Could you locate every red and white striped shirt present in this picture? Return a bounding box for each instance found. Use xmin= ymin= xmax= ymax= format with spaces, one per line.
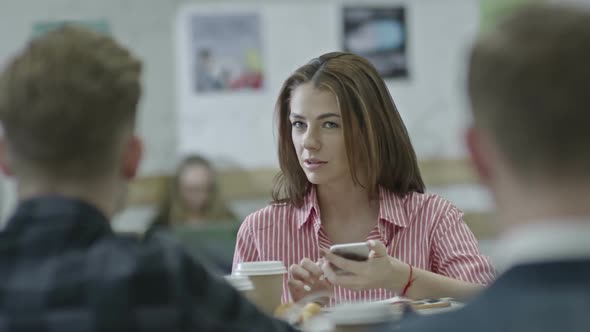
xmin=233 ymin=186 xmax=495 ymax=304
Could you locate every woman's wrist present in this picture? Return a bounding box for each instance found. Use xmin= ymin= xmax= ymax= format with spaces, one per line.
xmin=386 ymin=257 xmax=412 ymax=292
xmin=400 ymin=264 xmax=414 ymax=297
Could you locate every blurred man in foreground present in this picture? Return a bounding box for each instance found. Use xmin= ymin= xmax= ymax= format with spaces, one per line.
xmin=0 ymin=26 xmax=293 ymax=331
xmin=400 ymin=3 xmax=590 ymax=331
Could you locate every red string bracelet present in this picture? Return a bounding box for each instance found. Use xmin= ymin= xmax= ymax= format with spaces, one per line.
xmin=401 ymin=263 xmax=415 ymax=297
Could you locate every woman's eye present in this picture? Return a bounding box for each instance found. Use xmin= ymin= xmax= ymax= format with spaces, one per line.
xmin=291 ymin=121 xmax=306 ymax=128
xmin=324 ymin=122 xmax=339 ymax=129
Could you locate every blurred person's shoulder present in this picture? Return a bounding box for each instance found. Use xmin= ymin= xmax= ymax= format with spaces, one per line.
xmin=396 ymin=284 xmax=505 ymax=332
xmin=88 ymin=227 xmax=197 ymax=283
xmin=397 ymin=259 xmax=590 ymax=332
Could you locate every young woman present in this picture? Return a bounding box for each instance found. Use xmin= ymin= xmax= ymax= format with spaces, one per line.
xmin=233 ymin=52 xmax=495 ymax=305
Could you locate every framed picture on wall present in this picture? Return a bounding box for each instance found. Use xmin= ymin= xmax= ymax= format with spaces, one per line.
xmin=343 ymin=6 xmax=408 ymax=79
xmin=188 ymin=13 xmax=264 ymax=93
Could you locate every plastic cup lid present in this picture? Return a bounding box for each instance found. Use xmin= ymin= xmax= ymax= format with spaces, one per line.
xmin=234 ymin=261 xmax=287 ymax=276
xmin=329 ymin=302 xmax=397 ymax=325
xmin=224 ymin=275 xmax=255 ymax=291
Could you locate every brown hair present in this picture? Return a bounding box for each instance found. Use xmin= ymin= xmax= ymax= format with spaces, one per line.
xmin=273 ymin=52 xmax=424 ymax=207
xmin=152 ymin=155 xmax=236 ymax=227
xmin=468 ymin=3 xmax=590 ymax=181
xmin=0 ymin=25 xmax=141 ymax=179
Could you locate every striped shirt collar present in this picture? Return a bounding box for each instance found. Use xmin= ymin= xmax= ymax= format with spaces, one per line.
xmin=295 ymin=185 xmax=410 ymax=230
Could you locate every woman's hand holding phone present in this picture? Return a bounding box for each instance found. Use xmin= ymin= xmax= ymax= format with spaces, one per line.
xmin=320 ymin=240 xmax=410 ymax=291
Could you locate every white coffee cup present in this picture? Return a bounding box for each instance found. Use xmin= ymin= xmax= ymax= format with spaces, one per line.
xmin=224 ymin=275 xmax=256 ymax=302
xmin=234 ymin=261 xmax=287 ymax=314
xmin=328 ymin=302 xmax=399 ymax=332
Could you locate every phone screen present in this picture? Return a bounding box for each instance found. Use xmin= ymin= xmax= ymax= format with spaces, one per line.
xmin=330 ymin=243 xmax=370 ymax=262
xmin=335 ymin=252 xmax=368 ymax=261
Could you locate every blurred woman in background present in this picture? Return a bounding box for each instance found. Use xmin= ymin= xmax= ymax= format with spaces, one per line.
xmin=149 ymin=154 xmax=238 ymax=273
xmin=151 ymin=154 xmax=236 ymax=227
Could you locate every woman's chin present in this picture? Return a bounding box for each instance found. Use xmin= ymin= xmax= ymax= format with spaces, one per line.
xmin=304 ymin=174 xmax=327 ymax=186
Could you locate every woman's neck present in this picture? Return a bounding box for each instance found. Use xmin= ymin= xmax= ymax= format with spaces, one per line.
xmin=316 ymin=181 xmax=379 ymax=226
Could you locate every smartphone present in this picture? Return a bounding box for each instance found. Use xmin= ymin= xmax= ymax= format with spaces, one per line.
xmin=329 ymin=242 xmax=370 ymax=261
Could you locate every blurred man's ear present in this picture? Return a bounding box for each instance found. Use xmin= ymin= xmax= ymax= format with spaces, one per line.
xmin=0 ymin=138 xmax=13 ymax=176
xmin=121 ymin=135 xmax=142 ymax=180
xmin=466 ymin=125 xmax=493 ymax=185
